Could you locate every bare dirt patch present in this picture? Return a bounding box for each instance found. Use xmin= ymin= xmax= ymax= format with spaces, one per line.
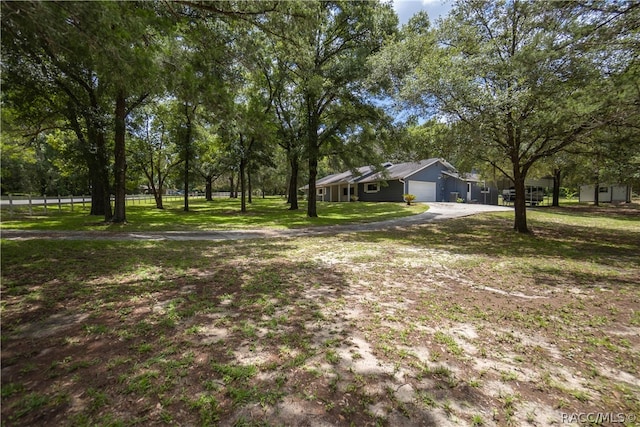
xmin=2 ymin=211 xmax=639 ymax=426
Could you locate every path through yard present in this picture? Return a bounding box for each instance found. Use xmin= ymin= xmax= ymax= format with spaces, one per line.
xmin=1 ymin=203 xmax=512 ymax=241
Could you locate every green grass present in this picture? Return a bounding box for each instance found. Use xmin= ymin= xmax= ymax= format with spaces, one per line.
xmin=433 ymin=331 xmax=465 ymax=357
xmin=0 ymin=196 xmax=427 ymax=231
xmin=1 ymin=204 xmax=639 ymax=425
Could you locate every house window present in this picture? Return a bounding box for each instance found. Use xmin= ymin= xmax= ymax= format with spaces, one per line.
xmin=599 ymin=186 xmax=609 ymax=193
xmin=364 ymin=183 xmax=379 ymax=193
xmin=317 ymin=188 xmax=324 ymax=196
xmin=343 ymin=188 xmax=348 ymax=196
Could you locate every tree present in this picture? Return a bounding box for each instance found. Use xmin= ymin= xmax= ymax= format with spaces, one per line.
xmin=266 ymin=1 xmax=397 ymax=217
xmin=162 ymin=5 xmax=243 ymax=212
xmin=218 ymin=99 xmax=274 ymax=213
xmin=234 ymin=73 xmax=278 ymax=213
xmin=242 ymin=22 xmax=306 ymax=210
xmin=2 ymin=2 xmax=165 ymax=222
xmin=567 ymin=124 xmax=640 ymax=206
xmin=0 ymin=105 xmax=91 ymax=196
xmin=105 ymin=2 xmax=168 ymax=222
xmin=193 ymin=126 xmax=231 ymax=201
xmin=372 ymin=0 xmax=638 ymax=232
xmin=264 ymin=50 xmax=307 ymax=210
xmin=2 ymin=2 xmax=114 ymax=219
xmin=128 ymin=104 xmax=184 ymax=209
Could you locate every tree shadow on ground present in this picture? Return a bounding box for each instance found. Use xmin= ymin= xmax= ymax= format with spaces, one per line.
xmin=2 ymin=238 xmax=501 ymax=426
xmin=540 ymin=203 xmax=640 ymax=221
xmin=336 ymin=213 xmax=640 ymax=272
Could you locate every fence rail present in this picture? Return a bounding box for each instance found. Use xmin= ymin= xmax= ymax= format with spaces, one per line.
xmin=0 ymin=193 xmax=231 ymax=216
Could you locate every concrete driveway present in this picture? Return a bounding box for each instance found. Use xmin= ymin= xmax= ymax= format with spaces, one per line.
xmin=1 ymin=203 xmax=512 ymax=241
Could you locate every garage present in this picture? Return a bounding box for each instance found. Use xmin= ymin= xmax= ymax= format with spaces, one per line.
xmin=408 ymin=180 xmax=436 ymax=202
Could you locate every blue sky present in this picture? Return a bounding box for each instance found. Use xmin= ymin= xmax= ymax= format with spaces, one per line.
xmin=392 ymin=0 xmax=453 ymax=26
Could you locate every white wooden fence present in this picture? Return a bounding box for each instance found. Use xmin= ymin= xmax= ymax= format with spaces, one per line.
xmin=0 ymin=193 xmax=230 ymax=216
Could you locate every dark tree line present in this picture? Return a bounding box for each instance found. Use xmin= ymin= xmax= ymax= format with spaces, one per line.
xmin=2 ymin=0 xmax=398 ymax=221
xmin=3 ymin=1 xmax=637 ymax=231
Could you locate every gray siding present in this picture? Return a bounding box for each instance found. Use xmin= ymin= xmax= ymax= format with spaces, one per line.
xmin=405 ymin=161 xmax=447 ymax=183
xmin=442 ymin=176 xmax=467 ymax=202
xmin=469 ymin=183 xmax=499 ymax=204
xmin=441 ymin=178 xmax=498 ymax=204
xmin=313 ymin=159 xmax=499 ymax=205
xmin=406 ymin=161 xmax=450 ymax=202
xmin=357 ymin=180 xmax=405 ymax=202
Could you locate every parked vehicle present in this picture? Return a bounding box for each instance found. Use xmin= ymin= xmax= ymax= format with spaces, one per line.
xmin=502 ymin=187 xmax=545 ymax=205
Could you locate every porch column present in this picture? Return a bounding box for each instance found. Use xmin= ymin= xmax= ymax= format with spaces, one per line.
xmin=347 ymin=183 xmax=351 ymax=201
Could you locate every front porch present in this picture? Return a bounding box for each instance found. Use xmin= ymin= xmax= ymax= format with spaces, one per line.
xmin=317 ymin=183 xmax=359 ymax=202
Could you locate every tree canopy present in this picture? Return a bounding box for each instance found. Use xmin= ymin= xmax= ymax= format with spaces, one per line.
xmin=2 ymin=0 xmax=637 ymax=229
xmin=371 ymin=0 xmax=639 ymax=232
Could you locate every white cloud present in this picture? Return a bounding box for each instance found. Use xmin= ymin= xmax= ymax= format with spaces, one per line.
xmin=393 ymin=0 xmax=453 ymax=26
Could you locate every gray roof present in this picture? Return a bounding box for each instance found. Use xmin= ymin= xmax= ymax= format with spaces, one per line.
xmin=313 ymin=158 xmax=459 ymax=187
xmin=441 ymin=170 xmax=488 ymax=183
xmin=357 ymin=159 xmax=442 ymax=183
xmin=315 ymin=165 xmax=374 ymax=186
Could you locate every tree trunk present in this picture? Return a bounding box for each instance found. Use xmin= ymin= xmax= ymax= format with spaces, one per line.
xmin=142 ymin=156 xmax=164 ymax=210
xmin=93 ymin=131 xmax=112 ymax=221
xmin=154 ymin=191 xmax=164 ymax=209
xmin=89 ymin=158 xmax=110 ymax=219
xmin=513 ymin=169 xmax=529 ymax=233
xmin=248 ymin=165 xmax=253 ymax=204
xmin=153 ymin=172 xmax=164 ymax=210
xmin=552 ymin=168 xmax=561 ymax=207
xmin=307 ymin=108 xmax=319 ymax=218
xmin=112 ymin=90 xmax=127 ymax=223
xmin=506 ymin=108 xmax=527 ymax=232
xmin=79 ymin=119 xmax=110 ymax=219
xmin=66 ymin=96 xmax=112 ymax=219
xmin=88 ymin=153 xmax=104 ymax=216
xmin=183 ymin=109 xmax=191 ymax=212
xmin=593 ymin=174 xmax=600 ymax=207
xmin=154 ymin=175 xmax=164 ymax=210
xmin=205 ymin=176 xmax=213 ymax=201
xmin=307 ymin=156 xmax=318 ymax=217
xmin=183 ymin=152 xmax=189 ymax=212
xmin=288 ymin=155 xmax=299 ymax=210
xmin=240 ymin=154 xmax=247 ymax=213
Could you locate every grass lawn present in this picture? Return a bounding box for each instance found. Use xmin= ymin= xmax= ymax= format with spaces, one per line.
xmin=1 ymin=204 xmax=639 ymax=426
xmin=0 ymin=196 xmax=427 ymax=231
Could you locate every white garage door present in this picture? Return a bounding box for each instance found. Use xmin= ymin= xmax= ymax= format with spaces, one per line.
xmin=408 ymin=180 xmax=436 ymax=202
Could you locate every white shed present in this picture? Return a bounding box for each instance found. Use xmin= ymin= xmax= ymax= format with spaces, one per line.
xmin=579 ymin=184 xmax=632 ymax=203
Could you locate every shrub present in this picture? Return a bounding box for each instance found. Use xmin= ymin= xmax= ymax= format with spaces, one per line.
xmin=403 ymin=194 xmax=416 ymax=205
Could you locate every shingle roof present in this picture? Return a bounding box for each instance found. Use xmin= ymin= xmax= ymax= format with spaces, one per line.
xmin=357 ymin=158 xmax=449 ymax=183
xmin=313 ymin=158 xmax=459 ymax=187
xmin=315 ymin=165 xmax=375 ymax=186
xmin=442 ymin=170 xmax=484 ymax=183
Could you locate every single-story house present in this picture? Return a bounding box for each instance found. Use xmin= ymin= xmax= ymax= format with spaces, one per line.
xmin=579 ymin=184 xmax=632 ymax=203
xmin=307 ymin=159 xmax=498 ymax=204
